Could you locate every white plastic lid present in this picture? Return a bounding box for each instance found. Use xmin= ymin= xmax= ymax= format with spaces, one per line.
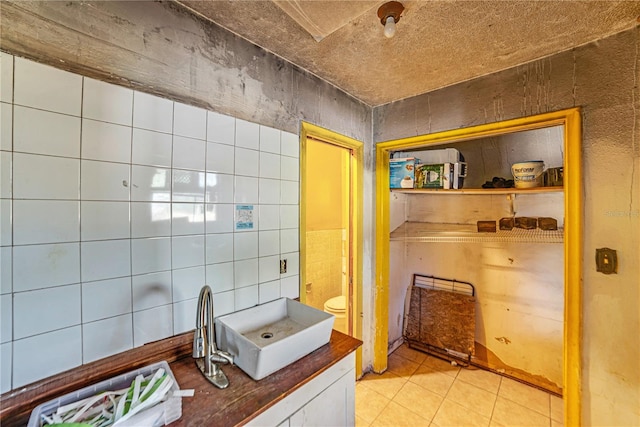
xmin=326 ymin=295 xmax=346 ymax=311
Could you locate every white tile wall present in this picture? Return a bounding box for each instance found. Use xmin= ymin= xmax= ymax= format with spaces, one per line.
xmin=131 ymin=165 xmax=171 ymax=202
xmin=13 ymin=153 xmax=79 ymax=199
xmin=173 ymin=136 xmax=205 ymax=171
xmin=234 ymin=231 xmax=258 ymax=260
xmin=82 ymin=277 xmax=132 ymax=323
xmin=0 ymin=151 xmax=9 ymax=198
xmin=260 ymin=151 xmax=281 ymax=179
xmin=1 ymin=52 xmax=14 ymax=103
xmin=259 ymin=280 xmax=281 ymax=304
xmin=132 ymin=91 xmax=173 ymax=133
xmin=259 ymin=125 xmax=280 ymax=154
xmin=0 ymin=247 xmax=11 ymax=294
xmin=1 ymin=294 xmax=11 ymax=343
xmin=259 ymin=178 xmax=280 ymax=204
xmin=14 ymin=106 xmax=81 ymax=157
xmin=13 ymin=243 xmax=80 ymax=292
xmin=172 ymin=169 xmax=205 ymax=202
xmin=132 ymin=271 xmax=172 ymax=311
xmin=133 ymin=305 xmax=173 ymax=347
xmin=131 ymin=202 xmax=171 ymax=238
xmin=81 ymin=239 xmax=131 ymax=282
xmin=235 ymin=176 xmax=259 ymax=204
xmin=132 ymin=128 xmax=172 ymax=167
xmin=235 ymin=285 xmax=259 ymax=310
xmin=13 ymin=326 xmax=82 ymax=388
xmin=235 ymin=119 xmax=259 ymax=149
xmin=207 ymin=142 xmax=235 ymax=174
xmin=13 ymin=285 xmax=81 ymax=339
xmin=82 ymin=314 xmax=133 ymax=363
xmin=1 ymin=342 xmax=11 ymax=393
xmin=1 ymin=53 xmax=301 ymax=391
xmin=214 ymin=290 xmax=235 ymax=316
xmin=174 ymin=103 xmax=206 ymax=140
xmin=0 ymin=103 xmax=12 ymax=151
xmin=13 ymin=200 xmax=79 ymax=245
xmin=206 ymin=233 xmax=234 ymax=264
xmin=259 ymin=205 xmax=280 ymax=230
xmin=81 ymin=160 xmax=130 ymax=201
xmin=206 ymin=111 xmax=235 ymax=145
xmin=82 ymin=78 xmax=133 ymax=126
xmin=235 ymin=147 xmax=259 ymax=177
xmin=172 ymin=266 xmax=206 ymax=302
xmin=173 ymin=298 xmax=198 ymax=334
xmin=205 ymin=173 xmax=234 ymax=203
xmin=81 ymin=201 xmax=130 ymax=241
xmin=131 ymin=237 xmax=172 ymax=275
xmin=234 ymin=258 xmax=258 ymax=288
xmin=259 ymin=230 xmax=280 ymax=257
xmin=0 ymin=200 xmax=10 ymax=246
xmin=81 ymin=119 xmax=131 ymax=163
xmin=206 ymin=262 xmax=234 ymax=293
xmin=14 ymin=57 xmax=82 ymax=116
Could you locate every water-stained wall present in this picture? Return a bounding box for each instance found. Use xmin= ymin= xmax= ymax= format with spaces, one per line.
xmin=374 ymin=28 xmax=640 ymax=426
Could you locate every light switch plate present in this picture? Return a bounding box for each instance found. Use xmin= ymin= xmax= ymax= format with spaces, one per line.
xmin=596 ymin=248 xmax=617 ymax=274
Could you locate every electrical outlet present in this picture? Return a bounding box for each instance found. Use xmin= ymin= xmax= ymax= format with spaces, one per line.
xmin=280 ymin=259 xmax=287 ymax=274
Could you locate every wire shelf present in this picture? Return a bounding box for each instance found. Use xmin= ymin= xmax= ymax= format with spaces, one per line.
xmin=390 ymin=222 xmax=563 ymax=243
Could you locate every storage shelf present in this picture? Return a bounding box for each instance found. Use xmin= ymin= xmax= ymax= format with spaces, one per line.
xmin=391 ymin=186 xmax=563 ymax=195
xmin=390 ymin=222 xmax=564 ymax=243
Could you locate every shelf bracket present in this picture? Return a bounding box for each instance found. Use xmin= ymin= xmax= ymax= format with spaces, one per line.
xmin=507 ymin=193 xmax=517 ymax=216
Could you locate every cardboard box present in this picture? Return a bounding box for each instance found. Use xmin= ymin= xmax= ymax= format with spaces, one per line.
xmin=416 ymin=164 xmax=446 ymax=189
xmin=390 ymin=158 xmax=417 ymax=188
xmin=398 ymin=148 xmax=467 ymax=188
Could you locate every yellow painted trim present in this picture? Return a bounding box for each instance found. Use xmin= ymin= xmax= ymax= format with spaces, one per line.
xmin=563 ymin=108 xmax=582 ymax=426
xmin=300 ymin=122 xmax=365 ymax=375
xmin=374 ymin=108 xmax=582 ymax=425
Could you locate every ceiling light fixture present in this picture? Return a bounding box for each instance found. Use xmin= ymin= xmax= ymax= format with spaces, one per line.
xmin=377 ymin=1 xmax=404 ymax=39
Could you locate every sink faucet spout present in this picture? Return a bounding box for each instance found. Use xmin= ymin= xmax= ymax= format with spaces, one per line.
xmin=193 ymin=285 xmax=231 ymax=389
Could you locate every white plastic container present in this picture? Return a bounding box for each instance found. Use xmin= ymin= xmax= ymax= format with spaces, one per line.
xmin=27 ymin=361 xmax=182 ymax=427
xmin=511 ymin=161 xmax=545 ymax=188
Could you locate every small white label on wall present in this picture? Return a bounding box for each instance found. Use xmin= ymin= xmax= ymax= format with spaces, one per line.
xmin=235 ymin=205 xmax=254 ymax=230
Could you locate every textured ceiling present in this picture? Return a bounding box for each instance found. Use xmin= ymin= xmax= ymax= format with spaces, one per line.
xmin=177 ymin=1 xmax=640 ymax=106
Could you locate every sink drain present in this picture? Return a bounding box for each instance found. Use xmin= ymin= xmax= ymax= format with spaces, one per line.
xmin=261 ymin=332 xmax=274 ymax=339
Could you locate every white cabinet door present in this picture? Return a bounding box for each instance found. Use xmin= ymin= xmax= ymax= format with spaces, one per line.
xmin=246 ymin=353 xmax=355 ymax=427
xmin=289 ymin=370 xmax=355 ymax=427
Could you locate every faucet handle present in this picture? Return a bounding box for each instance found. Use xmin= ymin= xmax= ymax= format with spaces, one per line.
xmin=210 ymin=350 xmax=234 ymax=365
xmin=192 ymin=329 xmax=206 ymax=359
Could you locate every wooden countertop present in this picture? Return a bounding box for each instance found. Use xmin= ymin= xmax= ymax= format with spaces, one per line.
xmin=0 ymin=330 xmax=362 ymax=427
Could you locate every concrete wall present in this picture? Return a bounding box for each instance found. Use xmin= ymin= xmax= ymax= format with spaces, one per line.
xmin=374 ymin=27 xmax=640 ymax=427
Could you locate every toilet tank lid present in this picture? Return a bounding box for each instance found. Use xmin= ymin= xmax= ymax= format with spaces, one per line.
xmin=326 ymin=295 xmax=346 ymax=311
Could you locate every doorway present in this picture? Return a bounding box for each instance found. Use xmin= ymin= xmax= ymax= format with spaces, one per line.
xmin=374 ymin=108 xmax=582 ymax=425
xmin=299 ymin=122 xmax=364 ymax=371
xmin=304 ymin=139 xmax=351 ymax=333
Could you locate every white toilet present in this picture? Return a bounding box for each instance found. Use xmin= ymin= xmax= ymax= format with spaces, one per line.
xmin=324 ymin=295 xmax=347 ymax=334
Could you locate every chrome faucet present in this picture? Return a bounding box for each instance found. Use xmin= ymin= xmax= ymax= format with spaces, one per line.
xmin=193 ymin=285 xmax=233 ymax=389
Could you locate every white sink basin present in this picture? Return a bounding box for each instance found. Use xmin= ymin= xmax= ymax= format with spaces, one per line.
xmin=215 ymin=298 xmax=334 ymax=380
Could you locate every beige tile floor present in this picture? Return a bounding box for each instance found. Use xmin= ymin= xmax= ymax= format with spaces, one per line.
xmin=356 ymin=344 xmax=563 ymax=427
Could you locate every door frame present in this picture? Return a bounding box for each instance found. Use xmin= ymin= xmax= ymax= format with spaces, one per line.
xmin=374 ymin=108 xmax=582 ymax=425
xmin=299 ymin=121 xmax=364 ymax=374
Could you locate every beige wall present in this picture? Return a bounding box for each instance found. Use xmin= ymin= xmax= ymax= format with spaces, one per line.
xmin=306 ymin=141 xmax=345 ymax=231
xmin=375 ymin=27 xmax=640 ymax=427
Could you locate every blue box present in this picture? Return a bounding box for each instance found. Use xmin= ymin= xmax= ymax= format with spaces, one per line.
xmin=390 ymin=158 xmax=416 ymax=189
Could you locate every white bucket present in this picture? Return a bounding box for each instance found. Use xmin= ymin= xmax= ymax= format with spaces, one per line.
xmin=511 ymin=161 xmax=545 ymax=188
